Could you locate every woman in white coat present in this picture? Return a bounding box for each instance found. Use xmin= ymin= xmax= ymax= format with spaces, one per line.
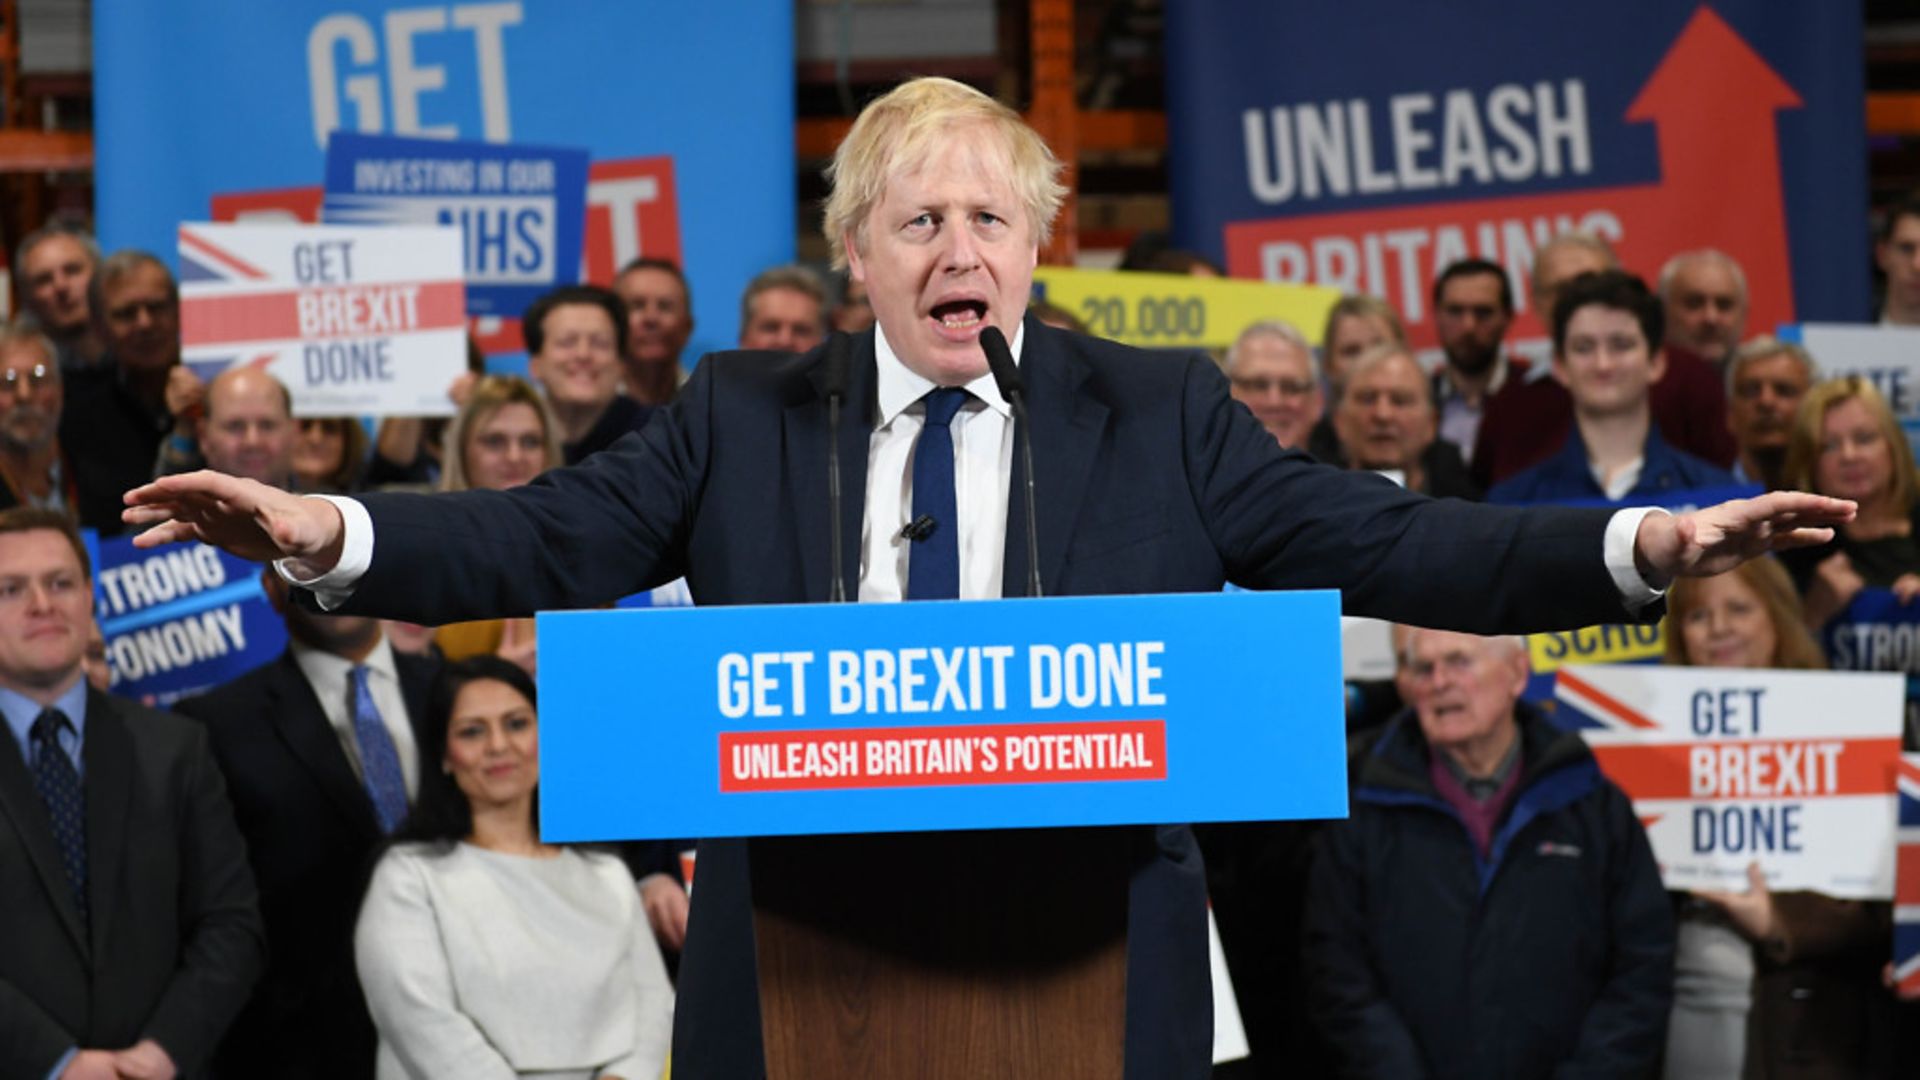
xmin=356 ymin=655 xmax=672 ymax=1080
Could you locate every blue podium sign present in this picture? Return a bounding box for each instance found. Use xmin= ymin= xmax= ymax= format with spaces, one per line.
xmin=538 ymin=591 xmax=1347 ymax=841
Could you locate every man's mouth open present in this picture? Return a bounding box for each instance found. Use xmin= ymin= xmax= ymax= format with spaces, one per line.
xmin=930 ymin=299 xmax=987 ymax=338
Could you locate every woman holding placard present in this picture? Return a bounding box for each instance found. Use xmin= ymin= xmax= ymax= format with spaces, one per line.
xmin=1662 ymin=559 xmax=1899 ymax=1079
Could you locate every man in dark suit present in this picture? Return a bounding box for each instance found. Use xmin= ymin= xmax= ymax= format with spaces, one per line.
xmin=0 ymin=507 xmax=262 ymax=1080
xmin=174 ymin=570 xmax=437 ymax=1080
xmin=127 ymin=78 xmax=1852 ymax=1078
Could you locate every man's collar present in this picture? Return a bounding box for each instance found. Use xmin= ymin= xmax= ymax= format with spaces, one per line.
xmin=873 ymin=320 xmax=1021 ymax=427
xmin=1437 ymin=351 xmax=1512 ymax=400
xmin=0 ymin=673 xmax=89 ymax=745
xmin=290 ymin=632 xmax=399 ymax=690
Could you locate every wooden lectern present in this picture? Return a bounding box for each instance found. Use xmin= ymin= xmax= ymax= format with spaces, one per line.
xmin=750 ymin=828 xmax=1132 ymax=1079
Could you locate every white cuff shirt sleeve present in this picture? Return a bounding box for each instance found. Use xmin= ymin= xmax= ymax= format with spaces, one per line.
xmin=1603 ymin=506 xmax=1668 ymax=614
xmin=273 ymin=494 xmax=374 ymax=611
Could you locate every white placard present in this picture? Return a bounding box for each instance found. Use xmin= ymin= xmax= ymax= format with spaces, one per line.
xmin=1792 ymin=323 xmax=1920 ymax=454
xmin=1557 ymin=664 xmax=1904 ymax=899
xmin=179 ymin=223 xmax=469 ymax=417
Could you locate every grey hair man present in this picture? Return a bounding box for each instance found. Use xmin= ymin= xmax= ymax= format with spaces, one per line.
xmin=1226 ymin=319 xmax=1321 ymax=449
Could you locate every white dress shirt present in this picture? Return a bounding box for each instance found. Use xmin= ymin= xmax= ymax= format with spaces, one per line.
xmin=290 ymin=634 xmax=420 ymax=800
xmin=286 ymin=328 xmax=1665 ymax=611
xmin=860 ymin=321 xmax=1019 ymax=601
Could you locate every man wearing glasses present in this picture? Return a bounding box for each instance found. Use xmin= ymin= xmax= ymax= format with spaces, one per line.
xmin=1226 ymin=319 xmax=1322 ymax=450
xmin=0 ymin=326 xmax=123 ymax=532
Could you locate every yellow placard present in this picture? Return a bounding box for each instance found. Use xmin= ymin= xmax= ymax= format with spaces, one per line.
xmin=1032 ymin=267 xmax=1340 ymax=351
xmin=1527 ymin=624 xmax=1666 ymax=675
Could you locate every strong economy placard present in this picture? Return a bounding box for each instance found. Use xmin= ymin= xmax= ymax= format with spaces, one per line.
xmin=93 ymin=535 xmax=286 ymax=707
xmin=1556 ymin=665 xmax=1904 ymax=898
xmin=537 ymin=592 xmax=1348 ymax=841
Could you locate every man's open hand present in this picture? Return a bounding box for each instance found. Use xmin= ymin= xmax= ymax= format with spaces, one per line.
xmin=1633 ymin=491 xmax=1854 ymax=588
xmin=123 ymin=471 xmax=346 ymax=575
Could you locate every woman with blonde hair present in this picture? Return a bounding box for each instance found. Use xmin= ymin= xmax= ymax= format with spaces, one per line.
xmin=432 ymin=376 xmax=564 ymax=672
xmin=1661 ymin=559 xmax=1900 ymax=1078
xmin=1318 ymin=294 xmax=1408 ymax=388
xmin=1778 ymin=375 xmax=1920 ymax=629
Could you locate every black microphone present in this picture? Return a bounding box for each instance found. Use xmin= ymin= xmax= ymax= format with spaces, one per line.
xmin=822 ymin=332 xmax=853 ymax=602
xmin=979 ymin=325 xmax=1042 ymax=598
xmin=899 ymin=514 xmax=937 ymax=542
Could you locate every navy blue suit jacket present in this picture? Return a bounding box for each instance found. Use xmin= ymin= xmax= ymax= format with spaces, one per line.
xmin=334 ymin=318 xmax=1650 ymax=1078
xmin=0 ymin=689 xmax=264 ymax=1078
xmin=176 ymin=649 xmax=439 ymax=1080
xmin=1488 ymin=422 xmax=1736 ymax=506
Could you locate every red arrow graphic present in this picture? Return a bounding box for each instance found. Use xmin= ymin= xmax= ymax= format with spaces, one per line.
xmin=1225 ymin=5 xmax=1804 ymax=349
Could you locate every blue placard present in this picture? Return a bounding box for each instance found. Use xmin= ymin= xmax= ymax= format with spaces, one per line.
xmin=538 ymin=591 xmax=1348 ymax=841
xmin=323 ymin=133 xmax=588 ymax=317
xmin=1824 ymin=588 xmax=1920 ymax=676
xmin=92 ymin=536 xmax=288 ymax=707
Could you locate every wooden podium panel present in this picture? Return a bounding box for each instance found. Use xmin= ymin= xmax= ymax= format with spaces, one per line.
xmin=750 ymin=828 xmax=1131 ymax=1079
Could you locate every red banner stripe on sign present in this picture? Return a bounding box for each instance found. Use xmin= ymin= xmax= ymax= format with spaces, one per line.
xmin=1898 ymin=846 xmax=1920 ymax=907
xmin=717 ymin=720 xmax=1167 ymax=792
xmin=181 ymin=281 xmax=467 ymax=347
xmin=1590 ymin=737 xmax=1901 ymax=801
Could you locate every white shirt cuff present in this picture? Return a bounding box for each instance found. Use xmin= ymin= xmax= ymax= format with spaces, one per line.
xmin=1604 ymin=506 xmax=1668 ymax=613
xmin=273 ymin=494 xmax=373 ymax=611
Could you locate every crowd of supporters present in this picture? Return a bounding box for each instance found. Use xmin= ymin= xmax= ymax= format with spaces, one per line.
xmin=3 ymin=175 xmax=1920 ymax=1080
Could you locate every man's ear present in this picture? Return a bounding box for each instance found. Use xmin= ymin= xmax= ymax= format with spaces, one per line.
xmin=844 ymin=231 xmax=867 ymax=284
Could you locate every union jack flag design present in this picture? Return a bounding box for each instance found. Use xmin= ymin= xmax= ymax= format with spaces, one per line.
xmin=1896 ymin=754 xmax=1920 ymax=997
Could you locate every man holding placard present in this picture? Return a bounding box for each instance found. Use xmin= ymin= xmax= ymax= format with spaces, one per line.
xmin=127 ymin=76 xmax=1855 ymax=1078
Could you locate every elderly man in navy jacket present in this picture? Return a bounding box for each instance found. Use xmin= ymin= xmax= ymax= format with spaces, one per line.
xmin=1306 ymin=627 xmax=1673 ymax=1078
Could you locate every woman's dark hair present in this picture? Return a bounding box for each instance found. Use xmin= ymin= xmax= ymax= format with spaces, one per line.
xmin=1550 ymin=269 xmax=1664 ymax=357
xmin=391 ymin=654 xmax=540 ymax=847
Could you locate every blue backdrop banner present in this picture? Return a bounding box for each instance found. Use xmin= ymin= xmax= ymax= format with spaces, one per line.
xmin=95 ymin=0 xmax=793 ymax=367
xmin=538 ymin=591 xmax=1348 ymax=841
xmin=1166 ymin=2 xmax=1867 ymax=354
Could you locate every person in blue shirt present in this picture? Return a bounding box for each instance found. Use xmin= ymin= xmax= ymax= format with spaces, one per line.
xmin=1490 ymin=270 xmax=1734 ymax=505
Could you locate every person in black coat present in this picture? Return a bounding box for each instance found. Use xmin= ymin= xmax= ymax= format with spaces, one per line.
xmin=1305 ymin=628 xmax=1674 ymax=1079
xmin=175 ymin=570 xmax=439 ymax=1080
xmin=0 ymin=508 xmax=263 ymax=1079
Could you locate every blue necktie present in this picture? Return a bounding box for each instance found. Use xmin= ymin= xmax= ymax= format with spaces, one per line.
xmin=350 ymin=666 xmax=410 ymax=833
xmin=30 ymin=708 xmax=86 ymax=920
xmin=907 ymin=388 xmax=970 ymax=601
